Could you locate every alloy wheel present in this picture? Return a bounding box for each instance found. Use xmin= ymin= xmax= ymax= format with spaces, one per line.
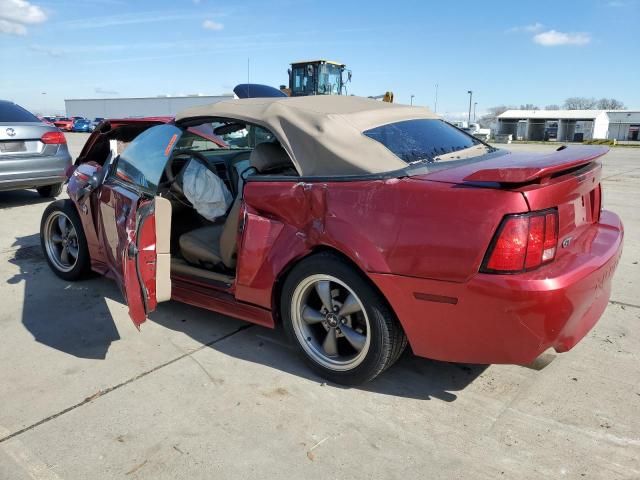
xmin=43 ymin=211 xmax=79 ymax=273
xmin=290 ymin=274 xmax=371 ymax=371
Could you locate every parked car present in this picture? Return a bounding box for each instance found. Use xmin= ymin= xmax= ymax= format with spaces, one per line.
xmin=90 ymin=117 xmax=105 ymax=131
xmin=463 ymin=122 xmax=492 ymax=141
xmin=53 ymin=117 xmax=75 ymax=131
xmin=39 ymin=94 xmax=623 ymax=385
xmin=71 ymin=118 xmax=92 ymax=132
xmin=0 ymin=100 xmax=72 ymax=197
xmin=37 ymin=115 xmax=55 ymax=126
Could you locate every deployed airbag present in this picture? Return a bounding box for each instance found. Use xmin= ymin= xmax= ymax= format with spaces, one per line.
xmin=181 ymin=160 xmax=232 ymax=221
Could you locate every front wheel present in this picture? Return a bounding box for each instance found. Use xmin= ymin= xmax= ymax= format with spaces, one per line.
xmin=40 ymin=200 xmax=91 ymax=281
xmin=281 ymin=253 xmax=407 ymax=385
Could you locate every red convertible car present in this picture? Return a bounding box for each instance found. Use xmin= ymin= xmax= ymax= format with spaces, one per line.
xmin=39 ymin=95 xmax=623 ymax=384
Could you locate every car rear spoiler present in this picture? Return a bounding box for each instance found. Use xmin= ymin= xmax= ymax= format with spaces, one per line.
xmin=463 ymin=146 xmax=609 ymax=184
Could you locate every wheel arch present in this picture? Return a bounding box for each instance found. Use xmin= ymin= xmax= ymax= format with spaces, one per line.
xmin=270 ymin=244 xmax=403 ymax=334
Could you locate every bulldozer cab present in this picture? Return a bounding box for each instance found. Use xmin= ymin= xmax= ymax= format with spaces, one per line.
xmin=288 ymin=60 xmax=349 ymax=97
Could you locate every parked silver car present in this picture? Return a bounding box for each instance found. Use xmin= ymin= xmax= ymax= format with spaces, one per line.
xmin=0 ymin=100 xmax=72 ymax=197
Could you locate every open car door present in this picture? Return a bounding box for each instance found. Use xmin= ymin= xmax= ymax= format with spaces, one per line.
xmin=96 ymin=124 xmax=180 ymax=329
xmin=122 ymin=196 xmax=172 ymax=328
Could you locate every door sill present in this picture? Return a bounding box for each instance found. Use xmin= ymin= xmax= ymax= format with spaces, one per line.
xmin=170 ymin=258 xmax=234 ymax=289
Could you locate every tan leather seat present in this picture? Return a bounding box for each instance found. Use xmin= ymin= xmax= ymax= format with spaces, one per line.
xmin=178 ymin=143 xmax=292 ymax=271
xmin=179 ymin=199 xmax=240 ymax=269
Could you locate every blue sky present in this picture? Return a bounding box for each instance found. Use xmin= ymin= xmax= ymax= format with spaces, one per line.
xmin=1 ymin=0 xmax=638 ymax=118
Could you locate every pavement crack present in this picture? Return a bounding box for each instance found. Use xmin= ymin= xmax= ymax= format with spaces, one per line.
xmin=0 ymin=324 xmax=253 ymax=445
xmin=609 ymin=300 xmax=640 ymax=310
xmin=602 ymin=166 xmax=640 ymax=181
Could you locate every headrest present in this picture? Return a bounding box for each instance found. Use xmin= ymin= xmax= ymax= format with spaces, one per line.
xmin=249 ymin=142 xmax=292 ymax=173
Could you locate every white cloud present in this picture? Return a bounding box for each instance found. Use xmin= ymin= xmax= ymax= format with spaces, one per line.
xmin=62 ymin=11 xmax=226 ymax=29
xmin=533 ymin=30 xmax=591 ymax=46
xmin=0 ymin=18 xmax=27 ymax=34
xmin=95 ymin=87 xmax=119 ymax=95
xmin=508 ymin=22 xmax=544 ymax=33
xmin=29 ymin=44 xmax=63 ymax=56
xmin=0 ymin=0 xmax=47 ymax=35
xmin=202 ymin=19 xmax=223 ymax=30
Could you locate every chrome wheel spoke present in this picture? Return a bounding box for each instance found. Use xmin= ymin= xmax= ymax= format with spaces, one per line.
xmin=57 ymin=215 xmax=68 ymax=236
xmin=338 ymin=293 xmax=362 ymax=317
xmin=67 ymin=245 xmax=79 ymax=259
xmin=315 ymin=280 xmax=334 ymax=312
xmin=301 ymin=306 xmax=325 ymax=325
xmin=60 ymin=246 xmax=70 ymax=265
xmin=322 ymin=327 xmax=338 ymax=357
xmin=51 ymin=233 xmax=63 ymax=244
xmin=339 ymin=324 xmax=366 ymax=352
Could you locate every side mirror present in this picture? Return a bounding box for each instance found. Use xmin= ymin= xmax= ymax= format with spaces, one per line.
xmin=77 ymin=170 xmax=103 ymax=203
xmin=287 ymin=68 xmax=291 ymax=76
xmin=88 ymin=172 xmax=101 ymax=189
xmin=347 ymin=70 xmax=352 ymax=82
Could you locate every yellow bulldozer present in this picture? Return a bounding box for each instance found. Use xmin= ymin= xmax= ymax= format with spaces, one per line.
xmin=280 ymin=59 xmax=393 ymax=102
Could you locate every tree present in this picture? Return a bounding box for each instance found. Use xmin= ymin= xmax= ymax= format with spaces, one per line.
xmin=519 ymin=104 xmax=539 ymax=110
xmin=478 ymin=105 xmax=511 ymax=129
xmin=545 ymin=104 xmax=561 ymax=110
xmin=563 ymin=97 xmax=597 ymax=109
xmin=596 ymin=98 xmax=625 ymax=110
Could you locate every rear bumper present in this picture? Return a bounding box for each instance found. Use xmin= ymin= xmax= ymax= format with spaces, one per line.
xmin=370 ymin=210 xmax=624 ymax=364
xmin=0 ymin=147 xmax=72 ymax=191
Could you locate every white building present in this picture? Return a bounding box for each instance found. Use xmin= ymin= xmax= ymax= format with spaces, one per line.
xmin=497 ymin=109 xmax=640 ymax=142
xmin=65 ymin=94 xmax=233 ymax=120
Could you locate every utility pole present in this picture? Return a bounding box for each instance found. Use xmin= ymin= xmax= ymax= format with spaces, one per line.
xmin=473 ymin=102 xmax=477 ymax=122
xmin=434 ymin=83 xmax=439 ymax=113
xmin=467 ymin=90 xmax=473 ymax=125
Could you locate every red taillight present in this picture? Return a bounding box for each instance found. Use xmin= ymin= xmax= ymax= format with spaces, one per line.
xmin=486 ymin=216 xmax=529 ymax=271
xmin=542 ymin=213 xmax=557 ymax=262
xmin=483 ymin=210 xmax=558 ymax=273
xmin=41 ymin=131 xmax=66 ymax=144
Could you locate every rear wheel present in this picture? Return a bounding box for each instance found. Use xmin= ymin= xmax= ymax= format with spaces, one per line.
xmin=40 ymin=200 xmax=90 ymax=281
xmin=281 ymin=253 xmax=406 ymax=385
xmin=37 ymin=183 xmax=63 ymax=198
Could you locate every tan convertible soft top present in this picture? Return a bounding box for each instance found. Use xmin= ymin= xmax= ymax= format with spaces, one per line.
xmin=176 ymin=96 xmax=440 ymax=176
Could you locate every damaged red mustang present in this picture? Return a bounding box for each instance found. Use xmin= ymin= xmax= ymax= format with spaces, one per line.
xmin=39 ymin=94 xmax=623 ymax=384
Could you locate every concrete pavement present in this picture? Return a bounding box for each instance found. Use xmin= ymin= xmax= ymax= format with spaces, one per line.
xmin=0 ymin=134 xmax=638 ymax=479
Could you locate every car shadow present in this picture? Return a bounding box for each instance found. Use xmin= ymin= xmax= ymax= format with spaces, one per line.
xmin=8 ymin=236 xmax=120 ymax=360
xmin=149 ymin=307 xmax=487 ymax=402
xmin=10 ymin=234 xmax=485 ymax=400
xmin=0 ymin=190 xmax=52 ymax=209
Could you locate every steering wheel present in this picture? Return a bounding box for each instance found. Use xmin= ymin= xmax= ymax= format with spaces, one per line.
xmin=163 ymin=149 xmax=211 ymax=198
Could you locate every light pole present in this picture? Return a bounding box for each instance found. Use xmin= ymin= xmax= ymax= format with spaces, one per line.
xmin=410 ymin=94 xmax=415 ymax=106
xmin=467 ymin=90 xmax=473 ymax=125
xmin=473 ymin=102 xmax=477 ymax=122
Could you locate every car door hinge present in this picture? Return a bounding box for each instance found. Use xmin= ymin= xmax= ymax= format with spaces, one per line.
xmin=127 ymin=243 xmax=138 ymax=258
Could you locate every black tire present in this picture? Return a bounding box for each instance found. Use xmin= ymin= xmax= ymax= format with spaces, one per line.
xmin=40 ymin=200 xmax=91 ymax=281
xmin=281 ymin=252 xmax=407 ymax=385
xmin=37 ymin=183 xmax=64 ymax=198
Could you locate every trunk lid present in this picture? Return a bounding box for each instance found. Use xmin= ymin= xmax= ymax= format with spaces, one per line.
xmin=414 ymin=145 xmax=607 ymax=263
xmin=0 ymin=122 xmax=61 ymax=157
